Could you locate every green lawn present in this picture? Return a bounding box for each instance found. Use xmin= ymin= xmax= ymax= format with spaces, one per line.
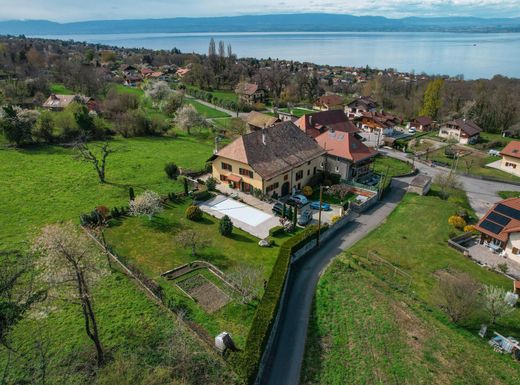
xmin=186 ymin=99 xmax=231 ymax=118
xmin=476 ymin=132 xmax=516 ymax=149
xmin=185 ymin=85 xmax=238 ymax=104
xmin=426 ymin=148 xmax=520 ymax=182
xmin=104 ymin=197 xmax=292 ymax=347
xmin=0 ymin=135 xmax=213 ymax=250
xmin=372 ymin=155 xmax=414 ymax=177
xmin=277 ymin=107 xmax=315 ymax=117
xmin=498 ymin=191 xmax=520 ymax=199
xmin=1 ymin=270 xmax=232 ymax=385
xmin=50 ymin=83 xmax=75 ymax=95
xmin=301 ymin=190 xmax=520 ymax=384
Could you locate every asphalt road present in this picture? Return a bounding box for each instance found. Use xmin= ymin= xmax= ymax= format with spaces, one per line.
xmin=379 ymin=148 xmax=520 ymax=217
xmin=259 ymin=180 xmax=407 ymax=385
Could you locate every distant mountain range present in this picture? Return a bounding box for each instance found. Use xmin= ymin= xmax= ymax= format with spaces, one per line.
xmin=1 ymin=13 xmax=520 ymax=35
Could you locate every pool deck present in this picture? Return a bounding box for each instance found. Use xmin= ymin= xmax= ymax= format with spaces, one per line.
xmin=199 ymin=195 xmax=279 ymax=239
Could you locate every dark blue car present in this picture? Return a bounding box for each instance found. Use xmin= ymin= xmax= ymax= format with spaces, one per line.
xmin=310 ymin=201 xmax=331 ymax=211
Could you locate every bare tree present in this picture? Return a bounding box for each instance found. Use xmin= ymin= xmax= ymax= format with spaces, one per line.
xmin=482 ymin=285 xmax=515 ymax=326
xmin=33 ymin=222 xmax=108 ymax=367
xmin=434 ymin=172 xmax=462 ymax=200
xmin=74 ymin=141 xmax=115 ymax=183
xmin=175 ymin=230 xmax=210 ymax=257
xmin=263 ymin=63 xmax=291 ymax=106
xmin=434 ymin=271 xmax=481 ymax=324
xmin=229 ymin=264 xmax=263 ymax=304
xmin=129 ymin=190 xmax=163 ymax=220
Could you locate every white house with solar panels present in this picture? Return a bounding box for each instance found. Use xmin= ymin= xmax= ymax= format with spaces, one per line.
xmin=475 ymin=198 xmax=520 ymax=263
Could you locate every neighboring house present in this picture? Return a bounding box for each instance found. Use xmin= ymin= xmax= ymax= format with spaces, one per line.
xmin=176 ymin=67 xmax=191 ymax=78
xmin=475 ymin=198 xmax=520 ymax=263
xmin=246 ymin=111 xmax=280 ymax=132
xmin=407 ymin=175 xmax=432 ymax=195
xmin=42 ymin=94 xmax=97 ymax=111
xmin=313 ymin=94 xmax=344 ymax=111
xmin=438 ymin=119 xmax=482 ymax=144
xmin=499 ymin=141 xmax=520 ymax=177
xmin=346 ymin=96 xmax=377 ymax=118
xmin=408 ymin=116 xmax=434 ymax=132
xmin=294 ymin=110 xmax=358 ymax=139
xmin=277 ymin=110 xmax=298 ymax=122
xmin=356 ymin=111 xmax=402 ymax=136
xmin=315 ymin=130 xmax=378 ymax=181
xmin=209 ymin=121 xmax=326 ymax=197
xmin=235 ymin=82 xmax=266 ymax=105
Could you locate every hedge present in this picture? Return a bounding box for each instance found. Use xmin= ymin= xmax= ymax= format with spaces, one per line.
xmin=268 ymin=226 xmax=285 ymax=238
xmin=232 ymin=223 xmax=328 ymax=384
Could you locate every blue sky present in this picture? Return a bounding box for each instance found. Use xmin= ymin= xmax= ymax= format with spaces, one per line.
xmin=0 ymin=0 xmax=519 ymax=21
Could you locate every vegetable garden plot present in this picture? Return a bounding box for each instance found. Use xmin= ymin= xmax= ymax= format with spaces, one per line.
xmin=177 ymin=274 xmax=231 ymax=313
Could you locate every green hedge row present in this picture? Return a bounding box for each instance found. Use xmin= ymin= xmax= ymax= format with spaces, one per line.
xmin=268 ymin=226 xmax=285 ymax=237
xmin=232 ymin=223 xmax=328 ymax=384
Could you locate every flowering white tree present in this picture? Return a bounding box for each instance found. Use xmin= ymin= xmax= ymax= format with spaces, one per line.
xmin=33 ymin=222 xmax=108 ymax=366
xmin=174 ymin=105 xmax=205 ymax=134
xmin=483 ymin=285 xmax=515 ymax=325
xmin=145 ymin=80 xmax=172 ymax=107
xmin=130 ymin=190 xmax=163 ymax=220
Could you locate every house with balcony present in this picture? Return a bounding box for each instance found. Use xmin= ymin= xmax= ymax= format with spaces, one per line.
xmin=438 ymin=119 xmax=482 ymax=144
xmin=475 ymin=198 xmax=520 ymax=263
xmin=346 ymin=96 xmax=378 ymax=118
xmin=499 ymin=141 xmax=520 ymax=177
xmin=209 ymin=121 xmax=326 ymax=197
xmin=235 ymin=82 xmax=266 ymax=105
xmin=294 ymin=110 xmax=358 ymax=139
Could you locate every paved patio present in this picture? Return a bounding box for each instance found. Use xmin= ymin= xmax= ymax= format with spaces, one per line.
xmin=464 ymin=238 xmax=520 ymax=279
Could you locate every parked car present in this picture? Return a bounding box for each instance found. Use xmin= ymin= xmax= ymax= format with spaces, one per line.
xmin=408 ymin=127 xmax=417 ymax=134
xmin=287 ymin=194 xmax=308 ymax=208
xmin=272 ymin=202 xmax=285 ymax=216
xmin=298 ymin=210 xmax=313 ymax=226
xmin=488 ymin=149 xmax=501 ymax=156
xmin=310 ymin=201 xmax=331 ymax=211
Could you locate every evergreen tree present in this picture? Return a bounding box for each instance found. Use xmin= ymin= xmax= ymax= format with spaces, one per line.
xmin=420 ymin=78 xmax=444 ymax=120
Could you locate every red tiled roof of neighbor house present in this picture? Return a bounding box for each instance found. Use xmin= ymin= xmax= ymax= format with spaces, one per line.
xmin=413 ymin=116 xmax=433 ymax=126
xmin=500 ymin=141 xmax=520 ymax=160
xmin=295 ymin=110 xmax=358 ymax=138
xmin=235 ymin=82 xmax=259 ymax=96
xmin=446 ymin=118 xmax=482 ymax=137
xmin=315 ymin=130 xmax=378 ymax=163
xmin=315 ymin=94 xmax=344 ymax=107
xmin=475 ymin=198 xmax=520 ymax=243
xmin=176 ymin=68 xmax=190 ymax=77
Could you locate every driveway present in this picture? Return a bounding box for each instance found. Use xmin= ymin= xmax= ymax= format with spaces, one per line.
xmin=259 ymin=180 xmax=407 ymax=385
xmin=379 ymin=148 xmax=520 ymax=217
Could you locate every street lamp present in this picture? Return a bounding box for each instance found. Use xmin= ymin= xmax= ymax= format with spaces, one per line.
xmin=316 ymin=185 xmax=330 ymax=247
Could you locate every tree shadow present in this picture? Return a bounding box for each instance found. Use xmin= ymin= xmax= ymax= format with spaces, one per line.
xmin=228 ymin=232 xmax=255 ymax=244
xmin=144 ymin=216 xmax=182 ymax=233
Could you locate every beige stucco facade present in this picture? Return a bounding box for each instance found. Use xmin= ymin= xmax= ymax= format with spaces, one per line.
xmin=505 ymin=232 xmax=520 ymax=264
xmin=212 ymin=155 xmax=324 ymax=197
xmin=438 ymin=126 xmax=479 ymax=144
xmin=499 ymin=155 xmax=520 ymax=177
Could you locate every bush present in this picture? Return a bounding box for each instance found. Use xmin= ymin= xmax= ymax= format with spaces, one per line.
xmin=185 ymin=205 xmax=203 ymax=221
xmin=80 ymin=210 xmax=102 ymax=228
xmin=269 ymin=226 xmax=285 ymax=238
xmin=164 ymin=162 xmax=179 ymax=180
xmin=302 ymin=185 xmax=313 ymax=197
xmin=206 ymin=176 xmax=217 ymax=191
xmin=235 ymin=223 xmax=328 ymax=383
xmin=448 ymin=215 xmax=467 ymax=230
xmin=463 ymin=225 xmax=476 ymax=232
xmin=219 ymin=215 xmax=233 ymax=236
xmin=331 ymin=215 xmax=341 ymax=223
xmin=192 ymin=189 xmax=211 ymax=202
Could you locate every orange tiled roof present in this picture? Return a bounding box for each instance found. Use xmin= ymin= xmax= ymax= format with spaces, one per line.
xmin=315 ymin=130 xmax=378 ymax=163
xmin=500 ymin=141 xmax=520 ymax=160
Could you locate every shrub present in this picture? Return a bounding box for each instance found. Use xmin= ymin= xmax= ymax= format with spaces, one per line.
xmin=463 ymin=225 xmax=476 ymax=232
xmin=80 ymin=210 xmax=102 ymax=228
xmin=448 ymin=215 xmax=467 ymax=230
xmin=219 ymin=215 xmax=233 ymax=236
xmin=302 ymin=185 xmax=313 ymax=197
xmin=185 ymin=205 xmax=203 ymax=221
xmin=192 ymin=189 xmax=211 ymax=202
xmin=331 ymin=215 xmax=341 ymax=223
xmin=206 ymin=176 xmax=217 ymax=191
xmin=268 ymin=226 xmax=285 ymax=237
xmin=129 ymin=186 xmax=135 ymax=201
xmin=164 ymin=162 xmax=179 ymax=180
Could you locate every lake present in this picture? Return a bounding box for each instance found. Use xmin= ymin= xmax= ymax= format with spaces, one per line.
xmin=31 ymin=32 xmax=520 ymax=79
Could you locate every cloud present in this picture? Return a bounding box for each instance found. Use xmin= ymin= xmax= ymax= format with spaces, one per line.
xmin=0 ymin=0 xmax=519 ymax=21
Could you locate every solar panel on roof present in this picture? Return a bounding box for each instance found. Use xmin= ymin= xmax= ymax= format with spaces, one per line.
xmin=487 ymin=211 xmax=512 ymax=226
xmin=495 ymin=204 xmax=520 ymax=220
xmin=480 ymin=220 xmax=504 ymax=235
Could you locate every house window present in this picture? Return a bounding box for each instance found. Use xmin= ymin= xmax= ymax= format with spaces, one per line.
xmin=221 ymin=162 xmax=232 ymax=171
xmin=313 ymin=167 xmax=317 ymax=175
xmin=295 ymin=170 xmax=304 ymax=181
xmin=239 ymin=168 xmax=254 ymax=178
xmin=284 ymin=174 xmax=289 ymax=181
xmin=335 ymin=166 xmax=339 ymax=173
xmin=307 ymin=161 xmax=311 ymax=165
xmin=219 ymin=175 xmax=227 ymax=181
xmin=266 ymin=182 xmax=279 ymax=193
xmin=307 ymin=170 xmax=310 ymax=176
xmin=320 ymin=162 xmax=324 ymax=168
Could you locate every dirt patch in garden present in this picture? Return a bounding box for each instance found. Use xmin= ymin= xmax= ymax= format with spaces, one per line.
xmin=177 ymin=274 xmax=230 ymax=313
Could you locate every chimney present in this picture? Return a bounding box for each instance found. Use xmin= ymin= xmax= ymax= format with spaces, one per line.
xmin=262 ymin=125 xmax=266 ymax=146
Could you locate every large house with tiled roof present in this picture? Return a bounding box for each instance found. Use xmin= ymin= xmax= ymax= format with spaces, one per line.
xmin=294 ymin=110 xmax=358 ymax=139
xmin=475 ymin=198 xmax=520 ymax=263
xmin=42 ymin=94 xmax=97 ymax=111
xmin=235 ymin=82 xmax=266 ymax=105
xmin=439 ymin=118 xmax=482 ymax=144
xmin=209 ymin=121 xmax=326 ymax=197
xmin=246 ymin=111 xmax=280 ymax=132
xmin=346 ymin=96 xmax=378 ymax=118
xmin=315 ymin=130 xmax=378 ymax=181
xmin=313 ymin=94 xmax=344 ymax=111
xmin=499 ymin=141 xmax=520 ymax=177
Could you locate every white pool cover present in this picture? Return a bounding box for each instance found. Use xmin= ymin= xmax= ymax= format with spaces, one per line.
xmin=210 ymin=198 xmax=271 ymax=227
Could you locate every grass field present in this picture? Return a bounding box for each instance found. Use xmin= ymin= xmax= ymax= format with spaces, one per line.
xmin=301 ymin=190 xmax=520 ymax=384
xmin=0 ymin=135 xmax=213 ymax=250
xmin=185 ymin=85 xmax=238 ymax=104
xmin=477 ymin=132 xmax=517 ymax=149
xmin=498 ymin=191 xmax=520 ymax=199
xmin=1 ymin=270 xmax=232 ymax=385
xmin=50 ymin=83 xmax=75 ymax=95
xmin=277 ymin=107 xmax=315 ymax=117
xmin=372 ymin=155 xmax=414 ymax=177
xmin=104 ymin=197 xmax=292 ymax=347
xmin=186 ymin=99 xmax=231 ymax=118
